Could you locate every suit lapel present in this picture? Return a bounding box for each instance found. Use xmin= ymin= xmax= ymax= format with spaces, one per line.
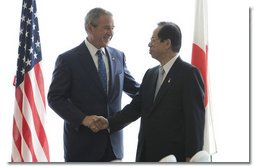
xmin=151 ymin=67 xmax=160 ymax=101
xmin=141 ymin=67 xmax=160 ymax=117
xmin=105 ymin=47 xmax=116 ymax=97
xmin=149 ymin=68 xmax=161 ymax=109
xmin=78 ymin=42 xmax=107 ymax=95
xmin=152 ymin=57 xmax=182 ymax=108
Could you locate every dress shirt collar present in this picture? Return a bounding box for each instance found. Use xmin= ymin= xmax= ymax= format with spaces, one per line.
xmin=161 ymin=55 xmax=179 ymax=75
xmin=85 ymin=38 xmax=106 ymax=56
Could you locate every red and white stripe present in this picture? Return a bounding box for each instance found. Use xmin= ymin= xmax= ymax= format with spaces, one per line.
xmin=12 ymin=63 xmax=50 ymax=162
xmin=191 ymin=0 xmax=217 ymax=155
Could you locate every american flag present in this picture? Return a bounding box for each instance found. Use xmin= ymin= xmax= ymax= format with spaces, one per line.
xmin=11 ymin=0 xmax=50 ymax=162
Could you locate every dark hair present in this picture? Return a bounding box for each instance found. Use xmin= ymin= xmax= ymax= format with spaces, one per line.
xmin=85 ymin=8 xmax=113 ymax=29
xmin=157 ymin=22 xmax=182 ymax=52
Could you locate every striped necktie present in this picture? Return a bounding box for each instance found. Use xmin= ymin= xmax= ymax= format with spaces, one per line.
xmin=97 ymin=49 xmax=107 ymax=93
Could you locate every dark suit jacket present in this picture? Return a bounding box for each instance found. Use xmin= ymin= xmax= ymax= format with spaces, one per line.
xmin=47 ymin=41 xmax=139 ymax=161
xmin=109 ymin=57 xmax=205 ymax=162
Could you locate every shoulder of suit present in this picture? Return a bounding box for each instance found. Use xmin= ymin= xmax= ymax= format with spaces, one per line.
xmin=106 ymin=46 xmax=124 ymax=55
xmin=176 ymin=57 xmax=197 ymax=70
xmin=145 ymin=65 xmax=160 ymax=75
xmin=178 ymin=60 xmax=201 ymax=78
xmin=150 ymin=65 xmax=160 ymax=71
xmin=183 ymin=62 xmax=199 ymax=72
xmin=58 ymin=42 xmax=86 ymax=59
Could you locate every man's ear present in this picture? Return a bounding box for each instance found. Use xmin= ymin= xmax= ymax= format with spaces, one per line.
xmin=165 ymin=39 xmax=172 ymax=49
xmin=86 ymin=23 xmax=94 ymax=33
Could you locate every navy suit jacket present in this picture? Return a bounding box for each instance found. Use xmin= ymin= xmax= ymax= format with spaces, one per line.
xmin=47 ymin=41 xmax=139 ymax=161
xmin=109 ymin=57 xmax=205 ymax=162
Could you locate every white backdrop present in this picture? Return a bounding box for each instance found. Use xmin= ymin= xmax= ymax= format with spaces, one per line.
xmin=0 ymin=0 xmax=251 ymax=165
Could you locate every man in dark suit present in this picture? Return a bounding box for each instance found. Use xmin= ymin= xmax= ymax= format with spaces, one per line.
xmin=94 ymin=22 xmax=205 ymax=162
xmin=47 ymin=8 xmax=139 ymax=162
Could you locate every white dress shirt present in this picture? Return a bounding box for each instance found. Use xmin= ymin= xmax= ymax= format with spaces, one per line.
xmin=85 ymin=39 xmax=110 ymax=87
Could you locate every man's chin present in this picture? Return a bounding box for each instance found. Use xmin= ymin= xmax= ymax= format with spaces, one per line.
xmin=103 ymin=39 xmax=111 ymax=45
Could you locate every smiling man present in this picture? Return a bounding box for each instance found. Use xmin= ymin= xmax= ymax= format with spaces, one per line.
xmin=47 ymin=7 xmax=140 ymax=162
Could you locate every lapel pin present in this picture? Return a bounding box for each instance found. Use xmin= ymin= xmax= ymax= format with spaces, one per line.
xmin=168 ymin=78 xmax=171 ymax=83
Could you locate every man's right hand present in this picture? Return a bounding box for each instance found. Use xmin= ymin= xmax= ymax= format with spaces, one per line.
xmin=82 ymin=115 xmax=109 ymax=133
xmin=94 ymin=116 xmax=109 ymax=131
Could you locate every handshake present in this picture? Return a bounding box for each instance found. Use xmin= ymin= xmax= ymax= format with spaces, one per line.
xmin=82 ymin=115 xmax=109 ymax=133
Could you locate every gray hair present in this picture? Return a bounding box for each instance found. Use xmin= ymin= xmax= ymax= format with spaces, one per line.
xmin=85 ymin=7 xmax=113 ymax=29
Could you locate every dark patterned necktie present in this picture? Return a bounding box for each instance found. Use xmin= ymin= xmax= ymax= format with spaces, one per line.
xmin=97 ymin=49 xmax=107 ymax=93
